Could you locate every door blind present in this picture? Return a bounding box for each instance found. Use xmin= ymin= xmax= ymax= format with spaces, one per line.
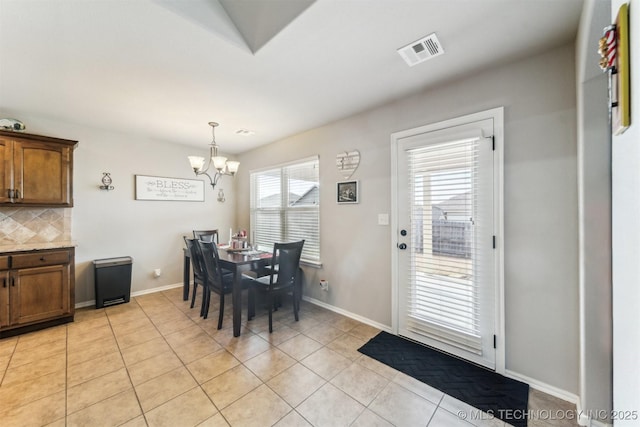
xmin=250 ymin=157 xmax=320 ymax=263
xmin=406 ymin=137 xmax=486 ymax=354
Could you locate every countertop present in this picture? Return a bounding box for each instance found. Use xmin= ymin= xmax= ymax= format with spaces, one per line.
xmin=0 ymin=241 xmax=77 ymax=254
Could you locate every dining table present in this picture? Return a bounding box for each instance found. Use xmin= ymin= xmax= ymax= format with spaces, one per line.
xmin=183 ymin=246 xmax=273 ymax=337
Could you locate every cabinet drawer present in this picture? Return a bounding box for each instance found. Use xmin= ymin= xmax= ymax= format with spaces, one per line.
xmin=0 ymin=256 xmax=9 ymax=270
xmin=11 ymin=250 xmax=70 ymax=268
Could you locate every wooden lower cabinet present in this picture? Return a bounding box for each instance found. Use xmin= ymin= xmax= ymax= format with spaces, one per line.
xmin=0 ymin=247 xmax=74 ymax=336
xmin=0 ymin=270 xmax=9 ymax=328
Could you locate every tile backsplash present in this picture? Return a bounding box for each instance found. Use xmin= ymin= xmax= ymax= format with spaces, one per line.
xmin=0 ymin=208 xmax=71 ymax=246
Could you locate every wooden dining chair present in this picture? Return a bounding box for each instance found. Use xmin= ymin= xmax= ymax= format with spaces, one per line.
xmin=183 ymin=237 xmax=207 ymax=313
xmin=247 ymin=240 xmax=305 ymax=333
xmin=193 ymin=229 xmax=219 ymax=244
xmin=197 ymin=240 xmax=251 ymax=329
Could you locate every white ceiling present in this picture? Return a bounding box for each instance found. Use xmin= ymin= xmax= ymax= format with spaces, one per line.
xmin=0 ymin=0 xmax=584 ymax=154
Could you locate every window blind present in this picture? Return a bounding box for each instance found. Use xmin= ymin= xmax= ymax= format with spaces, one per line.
xmin=250 ymin=157 xmax=320 ymax=264
xmin=406 ymin=137 xmax=485 ymax=354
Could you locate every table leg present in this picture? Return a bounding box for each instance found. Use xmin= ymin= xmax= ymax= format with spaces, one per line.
xmin=183 ymin=253 xmax=191 ymax=301
xmin=232 ymin=268 xmax=242 ymax=337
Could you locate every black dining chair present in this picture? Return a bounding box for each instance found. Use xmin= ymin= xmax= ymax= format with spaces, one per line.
xmin=193 ymin=229 xmax=219 ymax=244
xmin=247 ymin=240 xmax=305 ymax=333
xmin=197 ymin=240 xmax=251 ymax=330
xmin=184 ymin=237 xmax=208 ymax=313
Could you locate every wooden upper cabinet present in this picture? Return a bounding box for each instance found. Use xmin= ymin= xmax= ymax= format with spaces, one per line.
xmin=0 ymin=130 xmax=77 ymax=207
xmin=0 ymin=137 xmax=13 ymax=204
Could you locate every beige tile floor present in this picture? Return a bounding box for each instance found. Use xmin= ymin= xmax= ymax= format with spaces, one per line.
xmin=0 ymin=287 xmax=579 ymax=427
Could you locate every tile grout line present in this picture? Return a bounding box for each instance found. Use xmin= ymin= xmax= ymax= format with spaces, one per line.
xmin=105 ymin=298 xmax=150 ymax=426
xmin=163 ymin=289 xmax=237 ymax=427
xmin=170 ymin=289 xmax=335 ymax=426
xmin=64 ymin=324 xmax=69 ymax=425
xmin=137 ymin=291 xmax=241 ymax=425
xmin=142 ymin=292 xmax=220 ymax=423
xmin=0 ymin=335 xmax=18 ymax=386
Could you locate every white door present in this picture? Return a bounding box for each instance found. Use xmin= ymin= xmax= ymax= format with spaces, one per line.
xmin=392 ymin=114 xmax=499 ymax=370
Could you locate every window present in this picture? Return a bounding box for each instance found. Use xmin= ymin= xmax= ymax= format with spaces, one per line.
xmin=250 ymin=156 xmax=320 ymax=264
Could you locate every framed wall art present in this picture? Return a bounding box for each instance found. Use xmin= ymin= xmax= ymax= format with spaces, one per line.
xmin=599 ymin=3 xmax=630 ymax=135
xmin=135 ymin=175 xmax=204 ymax=201
xmin=337 ymin=180 xmax=359 ymax=204
xmin=612 ymin=3 xmax=630 ymax=135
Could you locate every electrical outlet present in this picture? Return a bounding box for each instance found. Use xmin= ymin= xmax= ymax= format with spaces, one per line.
xmin=320 ymin=279 xmax=329 ymax=291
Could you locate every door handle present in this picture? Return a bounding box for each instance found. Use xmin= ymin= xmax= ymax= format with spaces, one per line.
xmin=2 ymin=277 xmax=5 ymax=288
xmin=398 ymin=243 xmax=407 ymax=250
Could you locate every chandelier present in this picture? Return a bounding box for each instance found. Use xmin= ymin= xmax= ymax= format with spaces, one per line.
xmin=188 ymin=122 xmax=239 ymax=192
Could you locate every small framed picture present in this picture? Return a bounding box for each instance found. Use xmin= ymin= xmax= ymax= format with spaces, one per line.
xmin=337 ymin=180 xmax=359 ymax=204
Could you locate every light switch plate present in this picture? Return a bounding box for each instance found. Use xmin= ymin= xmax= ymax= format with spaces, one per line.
xmin=378 ymin=213 xmax=389 ymax=225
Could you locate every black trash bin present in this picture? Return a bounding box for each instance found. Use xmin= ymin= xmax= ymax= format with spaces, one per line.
xmin=93 ymin=256 xmax=133 ymax=309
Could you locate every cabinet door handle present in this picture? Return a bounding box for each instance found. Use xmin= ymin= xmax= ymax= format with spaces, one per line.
xmin=2 ymin=278 xmax=5 ymax=288
xmin=11 ymin=276 xmax=15 ymax=287
xmin=14 ymin=189 xmax=20 ymax=200
xmin=40 ymin=257 xmax=46 ymax=262
xmin=7 ymin=189 xmax=13 ymax=199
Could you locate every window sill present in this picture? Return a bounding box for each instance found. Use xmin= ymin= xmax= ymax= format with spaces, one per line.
xmin=301 ymin=260 xmax=323 ymax=269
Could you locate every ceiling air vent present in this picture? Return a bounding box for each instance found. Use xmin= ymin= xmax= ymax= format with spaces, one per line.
xmin=397 ymin=33 xmax=444 ymax=67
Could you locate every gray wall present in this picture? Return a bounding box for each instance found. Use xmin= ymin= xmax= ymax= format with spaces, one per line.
xmin=0 ymin=112 xmax=237 ymax=304
xmin=236 ymin=43 xmax=579 ymax=394
xmin=576 ymin=0 xmax=613 ymax=420
xmin=578 ymin=73 xmax=612 ymax=420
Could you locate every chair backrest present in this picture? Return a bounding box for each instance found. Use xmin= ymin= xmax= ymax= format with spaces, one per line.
xmin=197 ymin=240 xmax=228 ymax=292
xmin=193 ymin=229 xmax=219 ymax=244
xmin=184 ymin=237 xmax=206 ymax=282
xmin=270 ymin=240 xmax=304 ymax=288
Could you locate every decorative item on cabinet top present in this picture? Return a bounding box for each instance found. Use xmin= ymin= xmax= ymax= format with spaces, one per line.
xmin=0 ymin=118 xmax=26 ymax=131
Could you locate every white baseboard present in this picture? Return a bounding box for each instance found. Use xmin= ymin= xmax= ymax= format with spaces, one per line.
xmin=576 ymin=398 xmax=590 ymax=426
xmin=75 ymin=300 xmax=96 ymax=309
xmin=505 ymin=368 xmax=579 ymax=405
xmin=75 ymin=282 xmax=183 ymax=309
xmin=131 ymin=282 xmax=183 ymax=297
xmin=302 ymin=295 xmax=392 ymax=333
xmin=575 ymin=400 xmax=613 ymax=427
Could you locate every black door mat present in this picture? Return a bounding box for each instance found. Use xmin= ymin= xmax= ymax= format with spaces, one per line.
xmin=358 ymin=331 xmax=529 ymax=427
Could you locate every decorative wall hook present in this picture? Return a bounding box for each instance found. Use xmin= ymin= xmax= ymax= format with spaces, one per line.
xmin=100 ymin=172 xmax=114 ymax=190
